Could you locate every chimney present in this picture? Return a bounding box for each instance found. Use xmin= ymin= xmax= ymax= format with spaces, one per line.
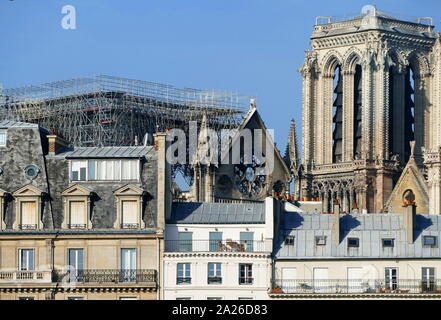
xmin=332 ymin=200 xmax=341 ymax=244
xmin=154 ymin=132 xmax=172 ymax=234
xmin=403 ymin=202 xmax=416 ymax=244
xmin=47 ymin=135 xmax=69 ymax=155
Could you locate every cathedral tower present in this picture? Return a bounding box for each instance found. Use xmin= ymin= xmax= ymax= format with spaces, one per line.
xmin=298 ymin=6 xmax=437 ymax=213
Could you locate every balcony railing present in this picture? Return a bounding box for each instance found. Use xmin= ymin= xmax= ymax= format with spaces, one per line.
xmin=208 ymin=276 xmax=222 ymax=284
xmin=67 ymin=224 xmax=87 ymax=229
xmin=19 ymin=224 xmax=37 ymax=230
xmin=0 ymin=270 xmax=52 ymax=283
xmin=165 ymin=240 xmax=265 ymax=253
xmin=271 ymin=279 xmax=441 ymax=294
xmin=239 ymin=277 xmax=254 ymax=285
xmin=52 ymin=269 xmax=157 ymax=284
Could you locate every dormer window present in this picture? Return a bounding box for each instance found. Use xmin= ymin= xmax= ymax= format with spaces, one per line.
xmin=71 ymin=160 xmax=139 ymax=182
xmin=113 ymin=185 xmax=145 ymax=229
xmin=423 ymin=236 xmax=437 ymax=247
xmin=315 ymin=236 xmax=327 ymax=246
xmin=61 ymin=184 xmax=93 ymax=229
xmin=0 ymin=130 xmax=6 ymax=146
xmin=12 ymin=185 xmax=44 ymax=230
xmin=382 ymin=239 xmax=395 ymax=248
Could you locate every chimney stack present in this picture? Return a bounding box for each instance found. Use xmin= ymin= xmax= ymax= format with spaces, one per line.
xmin=403 ymin=202 xmax=416 ymax=244
xmin=154 ymin=132 xmax=172 ymax=234
xmin=47 ymin=135 xmax=68 ymax=155
xmin=332 ymin=200 xmax=341 ymax=244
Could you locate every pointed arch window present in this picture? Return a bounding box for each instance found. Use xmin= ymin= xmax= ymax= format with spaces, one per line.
xmin=332 ymin=66 xmax=343 ymax=163
xmin=353 ymin=64 xmax=362 ymax=158
xmin=404 ymin=66 xmax=415 ymax=163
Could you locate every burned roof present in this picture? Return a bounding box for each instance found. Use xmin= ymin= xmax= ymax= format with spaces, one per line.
xmin=53 ymin=146 xmax=154 ymax=159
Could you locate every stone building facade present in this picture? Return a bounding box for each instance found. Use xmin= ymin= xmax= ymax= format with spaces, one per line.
xmin=0 ymin=120 xmax=171 ymax=300
xmin=296 ymin=7 xmax=441 ymax=214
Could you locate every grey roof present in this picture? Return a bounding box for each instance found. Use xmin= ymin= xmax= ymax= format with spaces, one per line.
xmin=0 ymin=120 xmax=39 ymax=129
xmin=167 ymin=202 xmax=265 ymax=224
xmin=55 ymin=146 xmax=154 ymax=159
xmin=275 ymin=212 xmax=441 ymax=260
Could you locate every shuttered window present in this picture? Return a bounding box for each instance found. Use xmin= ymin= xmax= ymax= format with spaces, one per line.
xmin=69 ymin=201 xmax=86 ymax=228
xmin=20 ymin=201 xmax=37 ymax=228
xmin=122 ymin=200 xmax=138 ymax=226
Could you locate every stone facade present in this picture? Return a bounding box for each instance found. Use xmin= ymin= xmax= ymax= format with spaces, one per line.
xmin=296 ymin=8 xmax=441 ymax=214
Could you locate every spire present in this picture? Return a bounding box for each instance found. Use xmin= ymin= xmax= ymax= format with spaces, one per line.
xmin=284 ymin=119 xmax=300 ymax=175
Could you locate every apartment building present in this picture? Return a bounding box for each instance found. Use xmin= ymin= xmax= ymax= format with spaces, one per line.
xmin=163 ymin=198 xmax=277 ymax=300
xmin=0 ymin=121 xmax=171 ymax=300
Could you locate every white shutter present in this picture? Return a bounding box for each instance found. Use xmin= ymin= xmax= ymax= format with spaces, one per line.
xmin=281 ymin=268 xmax=297 ymax=293
xmin=122 ymin=200 xmax=138 ymax=226
xmin=313 ymin=268 xmax=328 ymax=293
xmin=69 ymin=201 xmax=85 ymax=227
xmin=21 ymin=201 xmax=36 ymax=227
xmin=347 ymin=268 xmax=363 ymax=293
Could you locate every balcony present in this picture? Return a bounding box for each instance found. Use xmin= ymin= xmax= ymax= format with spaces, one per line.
xmin=0 ymin=270 xmax=52 ymax=283
xmin=271 ymin=279 xmax=441 ymax=295
xmin=52 ymin=269 xmax=157 ymax=284
xmin=165 ymin=240 xmax=265 ymax=253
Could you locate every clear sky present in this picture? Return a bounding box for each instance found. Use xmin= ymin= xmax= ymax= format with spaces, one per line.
xmin=1 ymin=0 xmax=440 ymax=153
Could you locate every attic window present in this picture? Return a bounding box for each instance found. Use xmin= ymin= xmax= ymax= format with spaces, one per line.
xmin=382 ymin=239 xmax=395 ymax=247
xmin=348 ymin=238 xmax=359 ymax=247
xmin=423 ymin=236 xmax=437 ymax=247
xmin=284 ymin=235 xmax=295 ymax=246
xmin=0 ymin=131 xmax=6 ymax=146
xmin=315 ymin=236 xmax=327 ymax=246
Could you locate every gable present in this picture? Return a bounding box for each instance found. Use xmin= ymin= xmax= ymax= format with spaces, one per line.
xmin=12 ymin=185 xmax=44 ymax=197
xmin=385 ymin=159 xmax=429 ymax=214
xmin=61 ymin=184 xmax=93 ymax=196
xmin=113 ymin=184 xmax=144 ymax=196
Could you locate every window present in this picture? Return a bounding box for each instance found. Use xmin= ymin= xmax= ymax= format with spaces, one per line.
xmin=121 ymin=248 xmax=137 ymax=282
xmin=239 ymin=264 xmax=253 ymax=285
xmin=208 ymin=263 xmax=222 ymax=284
xmin=348 ymin=238 xmax=359 ymax=247
xmin=382 ymin=239 xmax=394 ymax=247
xmin=19 ymin=249 xmax=35 ymax=271
xmin=20 ymin=201 xmax=37 ymax=230
xmin=0 ymin=131 xmax=6 ymax=146
xmin=121 ymin=200 xmax=138 ymax=229
xmin=284 ymin=235 xmax=295 ymax=246
xmin=315 ymin=236 xmax=327 ymax=246
xmin=177 ymin=263 xmax=191 ymax=284
xmin=207 ymin=297 xmax=222 ymax=300
xmin=68 ymin=201 xmax=87 ymax=229
xmin=176 ymin=297 xmax=191 ymax=300
xmin=422 ymin=267 xmax=436 ymax=293
xmin=240 ymin=232 xmax=254 ymax=252
xmin=209 ymin=232 xmax=222 ymax=252
xmin=423 ymin=236 xmax=437 ymax=247
xmin=71 ymin=159 xmax=139 ymax=182
xmin=68 ymin=249 xmax=84 ymax=282
xmin=18 ymin=297 xmax=34 ymax=300
xmin=68 ymin=297 xmax=84 ymax=300
xmin=71 ymin=161 xmax=87 ymax=181
xmin=178 ymin=232 xmax=193 ymax=252
xmin=238 ymin=297 xmax=253 ymax=300
xmin=385 ymin=268 xmax=398 ymax=290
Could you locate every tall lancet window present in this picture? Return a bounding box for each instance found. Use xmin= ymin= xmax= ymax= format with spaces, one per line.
xmin=332 ymin=66 xmax=343 ymax=163
xmin=353 ymin=64 xmax=362 ymax=159
xmin=388 ymin=66 xmax=394 ymax=156
xmin=404 ymin=66 xmax=415 ymax=163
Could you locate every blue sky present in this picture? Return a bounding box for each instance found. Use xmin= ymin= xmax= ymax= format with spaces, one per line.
xmin=1 ymin=0 xmax=440 ymax=153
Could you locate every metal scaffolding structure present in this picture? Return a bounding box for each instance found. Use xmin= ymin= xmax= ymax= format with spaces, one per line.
xmin=0 ymin=75 xmax=249 ymax=147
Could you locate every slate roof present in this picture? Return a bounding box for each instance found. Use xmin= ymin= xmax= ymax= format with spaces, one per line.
xmin=0 ymin=120 xmax=39 ymax=129
xmin=275 ymin=212 xmax=441 ymax=260
xmin=54 ymin=146 xmax=154 ymax=159
xmin=167 ymin=202 xmax=265 ymax=224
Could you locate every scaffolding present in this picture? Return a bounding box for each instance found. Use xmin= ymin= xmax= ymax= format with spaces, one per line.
xmin=0 ymin=75 xmax=249 ymax=147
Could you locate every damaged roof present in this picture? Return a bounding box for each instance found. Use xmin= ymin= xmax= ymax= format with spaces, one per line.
xmin=53 ymin=146 xmax=154 ymax=159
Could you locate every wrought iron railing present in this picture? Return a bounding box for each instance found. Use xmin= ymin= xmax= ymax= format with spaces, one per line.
xmin=165 ymin=240 xmax=265 ymax=252
xmin=208 ymin=276 xmax=222 ymax=284
xmin=67 ymin=224 xmax=87 ymax=229
xmin=52 ymin=269 xmax=157 ymax=284
xmin=121 ymin=223 xmax=139 ymax=229
xmin=239 ymin=277 xmax=254 ymax=285
xmin=19 ymin=224 xmax=37 ymax=230
xmin=177 ymin=277 xmax=191 ymax=284
xmin=271 ymin=279 xmax=441 ymax=294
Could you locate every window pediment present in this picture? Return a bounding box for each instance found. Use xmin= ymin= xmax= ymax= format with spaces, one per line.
xmin=62 ymin=184 xmax=93 ymax=197
xmin=12 ymin=185 xmax=44 ymax=197
xmin=113 ymin=184 xmax=144 ymax=196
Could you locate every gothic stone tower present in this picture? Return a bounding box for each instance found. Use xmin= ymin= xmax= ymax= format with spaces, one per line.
xmin=298 ymin=7 xmax=438 ymax=213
